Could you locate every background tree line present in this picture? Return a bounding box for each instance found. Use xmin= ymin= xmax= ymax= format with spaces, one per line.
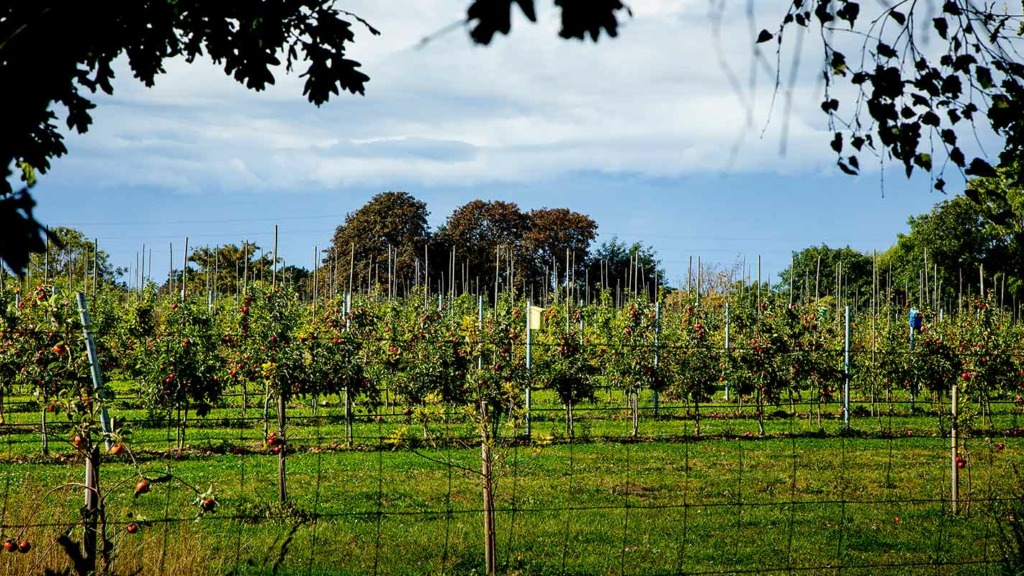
xmin=779 ymin=172 xmax=1024 ymax=313
xmin=6 ymin=176 xmax=1022 ymax=315
xmin=322 ymin=192 xmax=665 ymax=303
xmin=0 ymin=192 xmax=666 ymax=306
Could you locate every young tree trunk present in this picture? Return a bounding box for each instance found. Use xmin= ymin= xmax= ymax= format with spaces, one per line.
xmin=0 ymin=387 xmax=5 ymax=424
xmin=40 ymin=400 xmax=49 ymax=455
xmin=480 ymin=399 xmax=496 ymax=575
xmin=263 ymin=384 xmax=271 ymax=442
xmin=630 ymin=392 xmax=639 ymax=438
xmin=179 ymin=406 xmax=188 ymax=450
xmin=82 ymin=443 xmax=100 ymax=576
xmin=816 ymin=394 xmax=822 ymax=429
xmin=694 ymin=397 xmax=702 ymax=438
xmin=240 ymin=381 xmax=249 ymax=419
xmin=344 ymin=387 xmax=353 ymax=447
xmin=278 ymin=392 xmax=287 ymax=504
xmin=756 ymin=389 xmax=765 ymax=436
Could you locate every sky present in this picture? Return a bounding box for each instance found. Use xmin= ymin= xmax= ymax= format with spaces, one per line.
xmin=29 ymin=0 xmax=978 ymax=288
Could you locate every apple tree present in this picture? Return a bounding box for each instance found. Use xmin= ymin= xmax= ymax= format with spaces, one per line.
xmin=140 ymin=297 xmax=224 ymax=449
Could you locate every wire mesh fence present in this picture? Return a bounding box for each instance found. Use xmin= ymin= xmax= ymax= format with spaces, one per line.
xmin=1 ymin=380 xmax=1022 ymax=576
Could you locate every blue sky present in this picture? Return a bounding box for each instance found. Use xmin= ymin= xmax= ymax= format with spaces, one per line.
xmin=29 ymin=1 xmax=972 ymax=287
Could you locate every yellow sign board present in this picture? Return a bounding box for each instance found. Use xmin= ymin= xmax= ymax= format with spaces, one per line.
xmin=529 ymin=306 xmax=545 ymax=330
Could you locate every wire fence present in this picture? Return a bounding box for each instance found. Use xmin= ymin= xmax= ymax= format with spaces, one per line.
xmin=1 ymin=381 xmax=1022 ymax=575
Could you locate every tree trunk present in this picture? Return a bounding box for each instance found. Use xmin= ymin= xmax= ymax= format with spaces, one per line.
xmin=240 ymin=381 xmax=248 ymax=419
xmin=82 ymin=444 xmax=100 ymax=576
xmin=481 ymin=399 xmax=496 ymax=575
xmin=263 ymin=384 xmax=271 ymax=442
xmin=40 ymin=400 xmax=49 ymax=455
xmin=630 ymin=392 xmax=640 ymax=438
xmin=816 ymin=393 xmax=822 ymax=430
xmin=179 ymin=405 xmax=188 ymax=450
xmin=694 ymin=397 xmax=701 ymax=438
xmin=278 ymin=392 xmax=287 ymax=504
xmin=756 ymin=389 xmax=765 ymax=436
xmin=344 ymin=388 xmax=353 ymax=447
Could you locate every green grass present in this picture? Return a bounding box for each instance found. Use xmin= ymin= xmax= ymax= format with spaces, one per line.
xmin=0 ymin=385 xmax=1022 ymax=574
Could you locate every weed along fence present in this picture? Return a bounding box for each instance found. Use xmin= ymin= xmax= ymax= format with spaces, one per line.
xmin=1 ymin=240 xmax=1023 ymax=574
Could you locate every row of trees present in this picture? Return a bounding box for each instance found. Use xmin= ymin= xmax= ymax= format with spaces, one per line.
xmin=3 ymin=276 xmax=1022 ymax=449
xmin=3 ymin=271 xmax=1022 ymax=573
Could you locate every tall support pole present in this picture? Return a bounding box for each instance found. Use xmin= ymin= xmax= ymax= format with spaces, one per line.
xmin=273 ymin=225 xmax=279 ymax=289
xmin=724 ymin=302 xmax=731 ymax=401
xmin=951 ymin=384 xmax=960 ymax=515
xmin=653 ymin=300 xmax=661 ymax=416
xmin=909 ymin=311 xmax=917 ymax=411
xmin=169 ymin=243 xmax=174 ymax=297
xmin=76 ymin=292 xmax=113 ymax=444
xmin=843 ymin=306 xmax=851 ymax=430
xmin=525 ymin=300 xmax=532 ymax=439
xmin=92 ymin=239 xmax=98 ymax=297
xmin=181 ymin=237 xmax=189 ymax=301
xmin=696 ymin=256 xmax=702 ymax=307
xmin=242 ymin=241 xmax=249 ymax=295
xmin=757 ymin=255 xmax=762 ymax=315
xmin=789 ymin=252 xmax=795 ymax=307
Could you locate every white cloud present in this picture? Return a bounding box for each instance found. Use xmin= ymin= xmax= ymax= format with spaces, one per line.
xmin=52 ymin=0 xmax=951 ymax=193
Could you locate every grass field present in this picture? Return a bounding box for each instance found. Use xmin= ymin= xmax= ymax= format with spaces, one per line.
xmin=1 ymin=386 xmax=1022 ymax=575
